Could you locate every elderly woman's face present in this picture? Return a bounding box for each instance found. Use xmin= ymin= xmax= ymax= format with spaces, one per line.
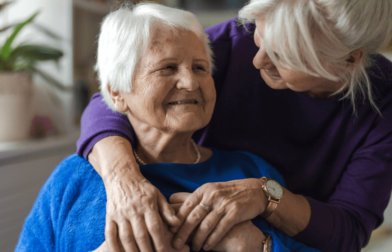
xmin=253 ymin=18 xmax=340 ymax=96
xmin=121 ymin=25 xmax=216 ymax=133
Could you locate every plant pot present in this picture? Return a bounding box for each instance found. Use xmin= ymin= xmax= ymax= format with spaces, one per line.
xmin=0 ymin=72 xmax=33 ymax=141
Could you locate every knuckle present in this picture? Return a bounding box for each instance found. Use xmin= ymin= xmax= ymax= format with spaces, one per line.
xmin=119 ymin=233 xmax=134 ymax=243
xmin=200 ymin=220 xmax=214 ymax=231
xmin=149 ymin=222 xmax=162 ymax=233
xmin=134 ymin=230 xmax=148 ymax=240
xmin=154 ymin=243 xmax=168 ymax=252
xmin=189 ymin=211 xmax=203 ymax=223
xmin=185 ymin=198 xmax=195 ymax=208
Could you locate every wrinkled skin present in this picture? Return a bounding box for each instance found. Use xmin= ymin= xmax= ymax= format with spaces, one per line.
xmin=169 ymin=180 xmax=267 ymax=251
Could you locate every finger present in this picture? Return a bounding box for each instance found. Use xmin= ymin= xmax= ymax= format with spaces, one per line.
xmin=170 ymin=192 xmax=202 ymax=233
xmin=191 ymin=211 xmax=221 ymax=251
xmin=130 ymin=216 xmax=154 ymax=252
xmin=117 ymin=236 xmax=126 ymax=252
xmin=172 ymin=204 xmax=210 ymax=250
xmin=158 ymin=192 xmax=181 ymax=227
xmin=202 ymin=214 xmax=238 ymax=251
xmin=170 ymin=203 xmax=183 ymax=214
xmin=106 ymin=220 xmax=120 ymax=252
xmin=144 ymin=211 xmax=169 ymax=252
xmin=179 ymin=244 xmax=191 ymax=252
xmin=169 ymin=192 xmax=192 ymax=204
xmin=118 ymin=220 xmax=139 ymax=252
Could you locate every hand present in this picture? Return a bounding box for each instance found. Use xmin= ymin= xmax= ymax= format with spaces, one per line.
xmin=169 ymin=179 xmax=267 ymax=251
xmin=89 ymin=136 xmax=181 ymax=252
xmin=95 ymin=224 xmax=191 ymax=252
xmin=211 ymin=220 xmax=265 ymax=252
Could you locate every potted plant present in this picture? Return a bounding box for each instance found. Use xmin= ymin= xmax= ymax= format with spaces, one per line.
xmin=0 ymin=7 xmax=66 ymax=141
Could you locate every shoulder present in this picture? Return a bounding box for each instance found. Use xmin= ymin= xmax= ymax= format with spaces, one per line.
xmin=212 ymin=149 xmax=286 ymax=186
xmin=205 ymin=18 xmax=254 ymax=43
xmin=32 ymin=154 xmax=95 ymax=218
xmin=368 ymin=54 xmax=392 ymax=105
xmin=16 ymin=154 xmax=96 ymax=250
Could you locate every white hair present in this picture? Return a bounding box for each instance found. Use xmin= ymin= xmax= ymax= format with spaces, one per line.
xmin=239 ymin=0 xmax=392 ymax=114
xmin=96 ymin=2 xmax=214 ymax=111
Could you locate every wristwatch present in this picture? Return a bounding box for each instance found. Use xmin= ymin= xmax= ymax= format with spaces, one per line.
xmin=260 ymin=177 xmax=284 ymax=218
xmin=262 ymin=234 xmax=273 ymax=252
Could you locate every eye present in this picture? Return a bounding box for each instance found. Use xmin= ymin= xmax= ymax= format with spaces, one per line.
xmin=194 ymin=65 xmax=207 ymax=72
xmin=162 ymin=65 xmax=176 ymax=71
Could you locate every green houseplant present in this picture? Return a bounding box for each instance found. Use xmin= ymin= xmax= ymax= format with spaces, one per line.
xmin=0 ymin=9 xmax=66 ymax=141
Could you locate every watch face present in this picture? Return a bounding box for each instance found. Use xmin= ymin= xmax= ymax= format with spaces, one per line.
xmin=266 ymin=180 xmax=283 ymax=198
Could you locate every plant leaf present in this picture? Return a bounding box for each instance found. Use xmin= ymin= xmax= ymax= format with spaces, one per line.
xmin=11 ymin=44 xmax=63 ymax=61
xmin=0 ymin=11 xmax=39 ymax=61
xmin=32 ymin=66 xmax=71 ymax=92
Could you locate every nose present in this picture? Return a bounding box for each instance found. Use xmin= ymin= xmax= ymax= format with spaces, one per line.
xmin=253 ymin=47 xmax=274 ymax=70
xmin=175 ymin=69 xmax=199 ymax=91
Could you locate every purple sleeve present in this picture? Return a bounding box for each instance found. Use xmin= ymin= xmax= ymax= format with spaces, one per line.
xmin=76 ymin=93 xmax=135 ymax=159
xmin=294 ymin=102 xmax=392 ymax=251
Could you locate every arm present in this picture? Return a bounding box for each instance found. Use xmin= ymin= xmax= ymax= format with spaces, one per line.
xmin=170 ymin=117 xmax=392 ymax=252
xmin=77 ymin=94 xmax=180 ymax=252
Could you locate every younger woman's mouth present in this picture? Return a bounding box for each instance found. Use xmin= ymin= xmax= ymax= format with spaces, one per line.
xmin=264 ymin=69 xmax=281 ymax=79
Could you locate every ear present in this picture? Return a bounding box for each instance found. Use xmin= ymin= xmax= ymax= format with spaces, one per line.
xmin=346 ymin=47 xmax=364 ymax=70
xmin=107 ymin=84 xmax=128 ymax=113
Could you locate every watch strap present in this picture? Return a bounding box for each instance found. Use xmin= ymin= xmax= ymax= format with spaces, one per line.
xmin=260 ymin=199 xmax=279 ymax=218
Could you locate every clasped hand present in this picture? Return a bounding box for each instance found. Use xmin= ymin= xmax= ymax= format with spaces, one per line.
xmin=100 ymin=177 xmax=266 ymax=252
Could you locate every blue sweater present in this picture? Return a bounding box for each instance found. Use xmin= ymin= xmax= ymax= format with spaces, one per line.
xmin=15 ymin=149 xmax=320 ymax=252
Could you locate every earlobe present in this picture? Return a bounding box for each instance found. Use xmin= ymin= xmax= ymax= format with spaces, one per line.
xmin=108 ymin=84 xmax=128 ymax=113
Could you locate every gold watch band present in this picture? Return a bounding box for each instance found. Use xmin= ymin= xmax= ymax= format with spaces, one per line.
xmin=260 ymin=198 xmax=279 ymax=218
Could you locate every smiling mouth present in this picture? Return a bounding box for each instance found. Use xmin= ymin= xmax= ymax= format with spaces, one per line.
xmin=264 ymin=69 xmax=281 ymax=79
xmin=167 ymin=100 xmax=200 ymax=105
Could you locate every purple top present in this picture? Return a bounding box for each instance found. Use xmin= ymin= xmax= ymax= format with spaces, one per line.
xmin=77 ymin=19 xmax=392 ymax=252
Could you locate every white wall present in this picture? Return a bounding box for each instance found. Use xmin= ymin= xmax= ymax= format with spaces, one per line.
xmin=1 ymin=0 xmax=73 ymax=132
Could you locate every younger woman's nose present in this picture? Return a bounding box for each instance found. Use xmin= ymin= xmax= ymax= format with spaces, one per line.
xmin=253 ymin=48 xmax=273 ymax=70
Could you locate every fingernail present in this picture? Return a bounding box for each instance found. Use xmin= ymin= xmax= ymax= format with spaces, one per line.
xmin=174 ymin=238 xmax=183 ymax=249
xmin=193 ymin=245 xmax=200 ymax=251
xmin=203 ymin=244 xmax=210 ymax=251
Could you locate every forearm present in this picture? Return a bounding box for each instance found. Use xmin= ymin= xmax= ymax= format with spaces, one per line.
xmin=88 ymin=136 xmax=139 ymax=179
xmin=292 ymin=198 xmax=370 ymax=252
xmin=265 ymin=188 xmax=311 ymax=237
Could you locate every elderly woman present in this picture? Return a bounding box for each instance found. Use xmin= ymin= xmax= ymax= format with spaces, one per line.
xmin=15 ymin=3 xmax=319 ymax=252
xmin=78 ymin=0 xmax=392 ymax=252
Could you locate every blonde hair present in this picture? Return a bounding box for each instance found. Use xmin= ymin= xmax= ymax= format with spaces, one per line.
xmin=96 ymin=2 xmax=214 ymax=111
xmin=239 ymin=0 xmax=392 ymax=114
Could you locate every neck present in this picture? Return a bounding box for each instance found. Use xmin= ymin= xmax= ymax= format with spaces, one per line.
xmin=132 ymin=123 xmax=198 ymax=165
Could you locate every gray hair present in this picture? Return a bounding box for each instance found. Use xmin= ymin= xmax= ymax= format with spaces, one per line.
xmin=96 ymin=2 xmax=214 ymax=111
xmin=239 ymin=0 xmax=392 ymax=114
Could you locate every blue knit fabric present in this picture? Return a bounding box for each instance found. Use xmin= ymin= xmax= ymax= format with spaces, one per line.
xmin=15 ymin=149 xmax=320 ymax=252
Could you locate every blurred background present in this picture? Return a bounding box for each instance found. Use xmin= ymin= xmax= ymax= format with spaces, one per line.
xmin=0 ymin=1 xmax=391 ymax=251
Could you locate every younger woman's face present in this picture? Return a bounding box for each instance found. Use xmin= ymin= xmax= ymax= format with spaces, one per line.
xmin=253 ymin=18 xmax=341 ymax=97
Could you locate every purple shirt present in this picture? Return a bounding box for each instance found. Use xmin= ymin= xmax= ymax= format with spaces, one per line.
xmin=77 ymin=19 xmax=392 ymax=252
